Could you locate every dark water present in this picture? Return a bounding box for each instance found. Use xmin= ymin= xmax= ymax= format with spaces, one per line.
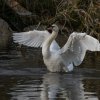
xmin=0 ymin=50 xmax=100 ymax=100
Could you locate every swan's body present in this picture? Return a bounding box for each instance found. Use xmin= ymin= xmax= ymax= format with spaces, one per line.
xmin=13 ymin=24 xmax=100 ymax=72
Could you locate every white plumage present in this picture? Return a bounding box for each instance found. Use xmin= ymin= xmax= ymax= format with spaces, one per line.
xmin=13 ymin=24 xmax=100 ymax=72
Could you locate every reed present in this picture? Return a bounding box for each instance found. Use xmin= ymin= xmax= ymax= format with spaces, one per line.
xmin=1 ymin=0 xmax=100 ymax=38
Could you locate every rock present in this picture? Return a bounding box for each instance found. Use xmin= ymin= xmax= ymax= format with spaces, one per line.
xmin=7 ymin=0 xmax=32 ymax=16
xmin=23 ymin=25 xmax=46 ymax=31
xmin=6 ymin=0 xmax=38 ymax=25
xmin=0 ymin=18 xmax=12 ymax=51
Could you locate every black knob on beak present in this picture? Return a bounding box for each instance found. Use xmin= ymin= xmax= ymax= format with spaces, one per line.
xmin=46 ymin=26 xmax=53 ymax=33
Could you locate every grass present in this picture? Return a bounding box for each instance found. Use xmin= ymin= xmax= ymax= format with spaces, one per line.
xmin=0 ymin=0 xmax=100 ymax=38
xmin=48 ymin=0 xmax=100 ymax=38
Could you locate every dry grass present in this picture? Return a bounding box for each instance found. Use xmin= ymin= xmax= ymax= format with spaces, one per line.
xmin=1 ymin=0 xmax=100 ymax=38
xmin=44 ymin=0 xmax=100 ymax=38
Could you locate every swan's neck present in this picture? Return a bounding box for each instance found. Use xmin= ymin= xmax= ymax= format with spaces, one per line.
xmin=42 ymin=31 xmax=58 ymax=56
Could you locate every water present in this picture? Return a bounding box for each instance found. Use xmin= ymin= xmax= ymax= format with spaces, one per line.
xmin=0 ymin=50 xmax=100 ymax=100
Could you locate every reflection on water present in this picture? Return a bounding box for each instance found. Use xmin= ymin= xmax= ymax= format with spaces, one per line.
xmin=0 ymin=72 xmax=99 ymax=100
xmin=0 ymin=50 xmax=100 ymax=100
xmin=41 ymin=73 xmax=100 ymax=100
xmin=41 ymin=73 xmax=83 ymax=100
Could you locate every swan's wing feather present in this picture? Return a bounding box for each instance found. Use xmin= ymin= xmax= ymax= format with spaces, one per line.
xmin=81 ymin=35 xmax=100 ymax=51
xmin=13 ymin=30 xmax=50 ymax=47
xmin=13 ymin=30 xmax=60 ymax=51
xmin=59 ymin=32 xmax=100 ymax=66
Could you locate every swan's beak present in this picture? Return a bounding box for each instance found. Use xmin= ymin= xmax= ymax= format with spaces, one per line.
xmin=47 ymin=26 xmax=53 ymax=30
xmin=47 ymin=26 xmax=53 ymax=33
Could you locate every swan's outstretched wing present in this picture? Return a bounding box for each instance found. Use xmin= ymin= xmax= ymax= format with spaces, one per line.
xmin=13 ymin=30 xmax=49 ymax=47
xmin=59 ymin=32 xmax=100 ymax=66
xmin=13 ymin=30 xmax=60 ymax=51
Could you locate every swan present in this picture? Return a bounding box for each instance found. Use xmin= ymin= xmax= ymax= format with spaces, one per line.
xmin=13 ymin=24 xmax=100 ymax=72
xmin=41 ymin=73 xmax=83 ymax=100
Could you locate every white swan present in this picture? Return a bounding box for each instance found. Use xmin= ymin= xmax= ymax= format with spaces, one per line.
xmin=13 ymin=24 xmax=100 ymax=72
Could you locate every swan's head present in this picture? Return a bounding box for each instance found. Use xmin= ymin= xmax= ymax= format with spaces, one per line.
xmin=47 ymin=24 xmax=59 ymax=33
xmin=51 ymin=24 xmax=59 ymax=33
